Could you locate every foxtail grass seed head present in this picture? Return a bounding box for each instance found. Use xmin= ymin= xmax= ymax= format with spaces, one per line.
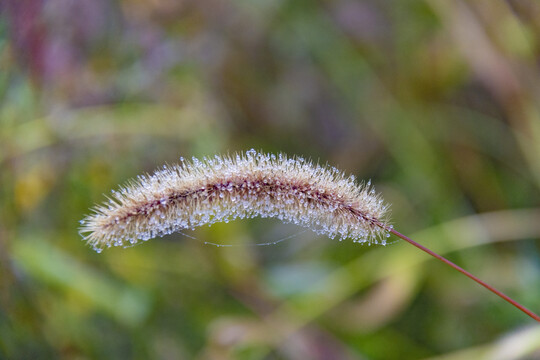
xmin=79 ymin=150 xmax=540 ymax=321
xmin=80 ymin=150 xmax=391 ymax=252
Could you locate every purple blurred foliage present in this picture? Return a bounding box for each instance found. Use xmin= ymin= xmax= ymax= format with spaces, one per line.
xmin=4 ymin=0 xmax=47 ymax=83
xmin=3 ymin=0 xmax=186 ymax=106
xmin=331 ymin=0 xmax=389 ymax=46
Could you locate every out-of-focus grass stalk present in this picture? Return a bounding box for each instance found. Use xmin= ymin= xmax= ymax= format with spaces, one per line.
xmin=422 ymin=324 xmax=540 ymax=360
xmin=429 ymin=0 xmax=540 ymax=188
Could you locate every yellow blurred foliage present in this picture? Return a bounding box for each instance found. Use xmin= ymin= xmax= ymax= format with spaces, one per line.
xmin=15 ymin=164 xmax=55 ymax=213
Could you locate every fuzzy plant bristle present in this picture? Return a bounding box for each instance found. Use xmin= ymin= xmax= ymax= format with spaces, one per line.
xmin=80 ymin=150 xmax=391 ymax=252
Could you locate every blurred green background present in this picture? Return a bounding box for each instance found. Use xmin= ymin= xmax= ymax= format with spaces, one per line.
xmin=1 ymin=0 xmax=540 ymax=359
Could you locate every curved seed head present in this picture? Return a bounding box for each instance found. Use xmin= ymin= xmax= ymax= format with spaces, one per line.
xmin=80 ymin=150 xmax=391 ymax=252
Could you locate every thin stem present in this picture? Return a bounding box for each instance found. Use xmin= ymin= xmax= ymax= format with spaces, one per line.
xmin=389 ymin=228 xmax=540 ymax=322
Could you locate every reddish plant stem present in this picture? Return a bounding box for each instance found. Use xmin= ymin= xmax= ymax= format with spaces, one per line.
xmin=389 ymin=228 xmax=540 ymax=322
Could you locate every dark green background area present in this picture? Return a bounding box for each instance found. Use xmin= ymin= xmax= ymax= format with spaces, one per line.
xmin=1 ymin=1 xmax=540 ymax=359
